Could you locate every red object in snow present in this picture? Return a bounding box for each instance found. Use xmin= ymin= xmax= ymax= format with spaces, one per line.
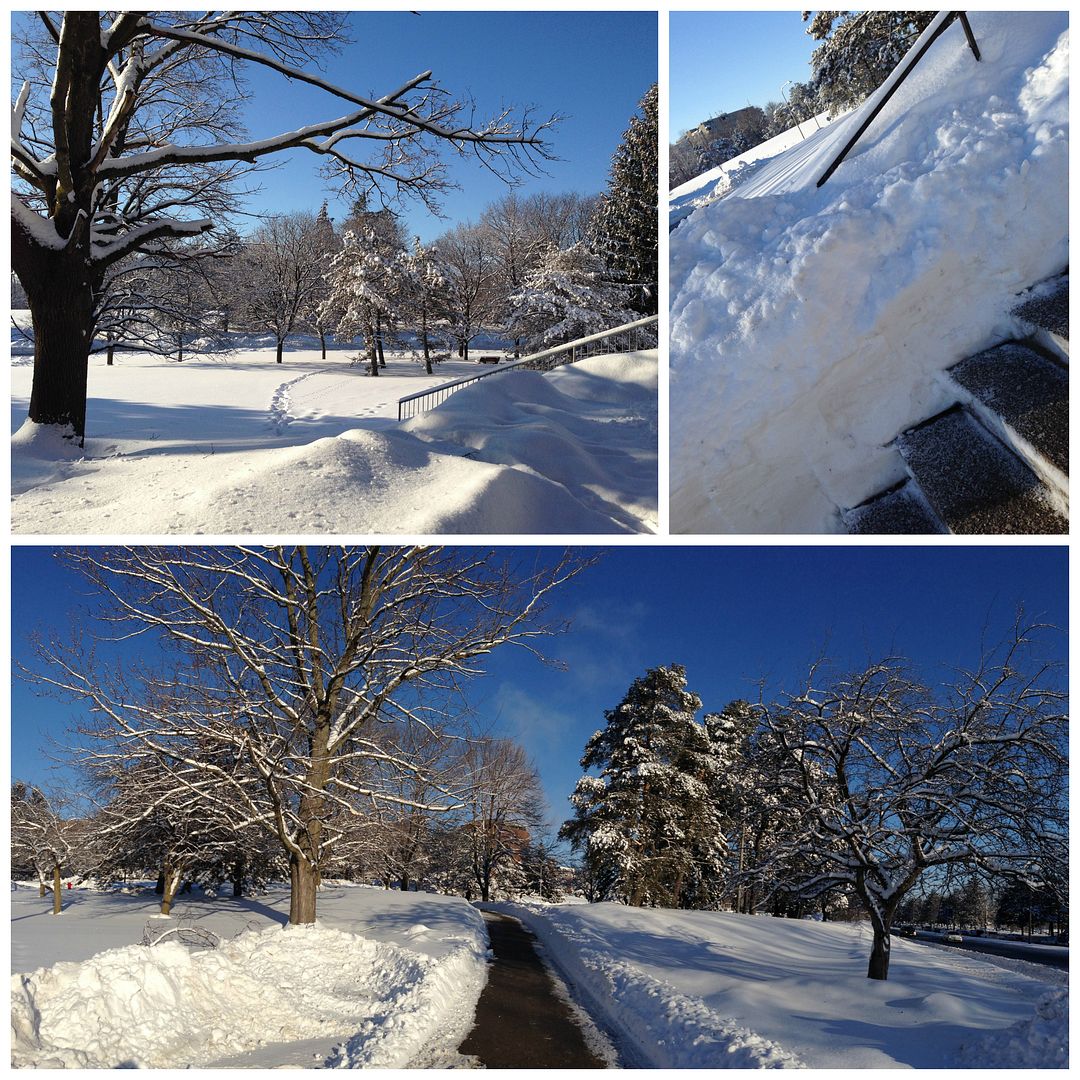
xmin=67 ymin=882 xmax=72 ymax=889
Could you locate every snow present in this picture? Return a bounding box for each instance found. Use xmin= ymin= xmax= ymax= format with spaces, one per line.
xmin=494 ymin=902 xmax=1067 ymax=1069
xmin=10 ymin=341 xmax=657 ymax=534
xmin=669 ymin=12 xmax=1069 ymax=532
xmin=669 ymin=110 xmax=843 ymax=230
xmin=11 ymin=883 xmax=488 ymax=1069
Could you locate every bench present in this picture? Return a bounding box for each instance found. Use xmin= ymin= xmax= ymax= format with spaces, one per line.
xmin=477 ymin=355 xmax=501 ymax=364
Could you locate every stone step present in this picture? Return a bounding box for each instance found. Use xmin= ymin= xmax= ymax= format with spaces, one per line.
xmin=844 ymin=480 xmax=945 ymax=534
xmin=1012 ymin=275 xmax=1068 ymax=341
xmin=947 ymin=341 xmax=1068 ymax=486
xmin=896 ymin=407 xmax=1067 ymax=534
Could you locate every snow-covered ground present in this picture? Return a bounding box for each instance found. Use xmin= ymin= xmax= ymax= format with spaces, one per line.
xmin=496 ymin=902 xmax=1068 ymax=1069
xmin=11 ymin=882 xmax=487 ymax=1069
xmin=10 ymin=337 xmax=657 ymax=534
xmin=669 ymin=12 xmax=1069 ymax=532
xmin=669 ymin=110 xmax=842 ymax=230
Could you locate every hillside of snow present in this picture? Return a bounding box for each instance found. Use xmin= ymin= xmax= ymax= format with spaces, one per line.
xmin=669 ymin=110 xmax=842 ymax=230
xmin=497 ymin=902 xmax=1067 ymax=1069
xmin=11 ymin=883 xmax=487 ymax=1069
xmin=10 ymin=343 xmax=657 ymax=534
xmin=669 ymin=12 xmax=1069 ymax=533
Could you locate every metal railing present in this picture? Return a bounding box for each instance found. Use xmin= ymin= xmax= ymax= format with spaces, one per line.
xmin=817 ymin=11 xmax=980 ymax=188
xmin=397 ymin=315 xmax=658 ymax=421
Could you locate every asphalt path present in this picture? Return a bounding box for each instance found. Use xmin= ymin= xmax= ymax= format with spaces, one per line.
xmin=898 ymin=932 xmax=1068 ymax=970
xmin=457 ymin=911 xmax=608 ymax=1068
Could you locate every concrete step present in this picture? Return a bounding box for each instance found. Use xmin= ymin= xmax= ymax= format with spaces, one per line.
xmin=844 ymin=480 xmax=945 ymax=534
xmin=1013 ymin=274 xmax=1068 ymax=359
xmin=947 ymin=342 xmax=1068 ymax=489
xmin=896 ymin=407 xmax=1067 ymax=534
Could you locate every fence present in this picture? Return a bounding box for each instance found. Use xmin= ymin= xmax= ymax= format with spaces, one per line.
xmin=397 ymin=315 xmax=658 ymax=421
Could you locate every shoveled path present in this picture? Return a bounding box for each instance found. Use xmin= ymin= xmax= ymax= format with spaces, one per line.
xmin=458 ymin=911 xmax=608 ymax=1068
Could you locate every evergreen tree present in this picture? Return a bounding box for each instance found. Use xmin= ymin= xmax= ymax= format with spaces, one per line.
xmin=506 ymin=242 xmax=639 ymax=351
xmin=560 ymin=664 xmax=725 ymax=908
xmin=590 ymin=84 xmax=658 ymax=315
xmin=804 ymin=11 xmax=937 ymax=115
xmin=398 ymin=238 xmax=448 ymax=375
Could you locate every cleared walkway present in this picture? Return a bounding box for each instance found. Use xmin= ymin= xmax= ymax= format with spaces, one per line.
xmin=458 ymin=911 xmax=607 ymax=1068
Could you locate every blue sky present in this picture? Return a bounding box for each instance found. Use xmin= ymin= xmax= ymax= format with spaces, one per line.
xmin=229 ymin=11 xmax=657 ymax=241
xmin=670 ymin=11 xmax=820 ymax=137
xmin=12 ymin=546 xmax=1068 ymax=848
xmin=10 ymin=11 xmax=655 ymax=243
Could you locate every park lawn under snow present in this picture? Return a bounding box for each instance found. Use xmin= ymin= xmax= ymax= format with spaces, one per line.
xmin=11 ymin=882 xmax=488 ymax=1069
xmin=669 ymin=11 xmax=1069 ymax=532
xmin=497 ymin=902 xmax=1067 ymax=1069
xmin=10 ymin=338 xmax=657 ymax=534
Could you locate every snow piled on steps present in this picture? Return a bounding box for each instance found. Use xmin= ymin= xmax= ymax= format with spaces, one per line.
xmin=669 ymin=11 xmax=1069 ymax=533
xmin=11 ymin=915 xmax=488 ymax=1069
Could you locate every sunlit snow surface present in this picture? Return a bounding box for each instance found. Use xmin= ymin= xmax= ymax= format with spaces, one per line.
xmin=669 ymin=12 xmax=1069 ymax=532
xmin=10 ymin=340 xmax=657 ymax=534
xmin=11 ymin=883 xmax=487 ymax=1069
xmin=496 ymin=902 xmax=1068 ymax=1069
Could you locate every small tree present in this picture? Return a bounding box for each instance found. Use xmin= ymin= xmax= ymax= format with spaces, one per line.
xmin=398 ymin=239 xmax=448 ymax=375
xmin=11 ymin=783 xmax=75 ymax=913
xmin=762 ymin=621 xmax=1067 ymax=980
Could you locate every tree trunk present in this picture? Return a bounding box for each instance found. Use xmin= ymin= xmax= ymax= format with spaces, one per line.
xmin=232 ymin=858 xmax=244 ymax=898
xmin=23 ymin=261 xmax=96 ymax=441
xmin=368 ymin=338 xmax=379 ymax=377
xmin=289 ymin=852 xmax=319 ymax=924
xmin=376 ymin=315 xmax=386 ymax=368
xmin=107 ymin=340 xmax=115 ymax=366
xmin=421 ymin=314 xmax=433 ymax=375
xmin=462 ymin=339 xmax=470 ymax=363
xmin=52 ymin=865 xmax=62 ymax=915
xmin=155 ymin=869 xmax=166 ymax=895
xmin=177 ymin=334 xmax=184 ymax=363
xmin=867 ymin=910 xmax=891 ymax=980
xmin=276 ymin=338 xmax=284 ymax=364
xmin=160 ymin=864 xmax=182 ymax=916
xmin=319 ymin=330 xmax=327 ymax=360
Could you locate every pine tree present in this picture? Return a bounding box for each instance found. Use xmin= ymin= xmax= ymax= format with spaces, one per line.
xmin=560 ymin=664 xmax=725 ymax=907
xmin=322 ymin=229 xmax=406 ymax=376
xmin=590 ymin=84 xmax=658 ymax=316
xmin=506 ymin=242 xmax=639 ymax=351
xmin=804 ymin=11 xmax=937 ymax=115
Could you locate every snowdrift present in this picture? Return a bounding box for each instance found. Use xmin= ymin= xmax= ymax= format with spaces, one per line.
xmin=670 ymin=12 xmax=1069 ymax=532
xmin=12 ymin=910 xmax=487 ymax=1069
xmin=498 ymin=903 xmax=1067 ymax=1069
xmin=10 ymin=348 xmax=657 ymax=534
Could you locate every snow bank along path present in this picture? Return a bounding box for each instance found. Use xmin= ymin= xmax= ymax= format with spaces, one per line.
xmin=669 ymin=12 xmax=1069 ymax=532
xmin=497 ymin=902 xmax=1066 ymax=1069
xmin=10 ymin=885 xmax=487 ymax=1069
xmin=11 ymin=346 xmax=657 ymax=534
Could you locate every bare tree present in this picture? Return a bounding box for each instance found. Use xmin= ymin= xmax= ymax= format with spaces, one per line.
xmin=25 ymin=546 xmax=586 ymax=925
xmin=435 ymin=224 xmax=501 ymax=362
xmin=761 ymin=620 xmax=1067 ymax=980
xmin=11 ymin=782 xmax=77 ymax=913
xmin=11 ymin=11 xmax=556 ymax=440
xmin=239 ymin=212 xmax=327 ymax=364
xmin=460 ymin=738 xmax=546 ymax=902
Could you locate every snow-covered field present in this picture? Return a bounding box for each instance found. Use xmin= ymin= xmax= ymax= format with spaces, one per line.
xmin=497 ymin=902 xmax=1068 ymax=1069
xmin=11 ymin=883 xmax=487 ymax=1069
xmin=669 ymin=12 xmax=1069 ymax=532
xmin=10 ymin=337 xmax=657 ymax=534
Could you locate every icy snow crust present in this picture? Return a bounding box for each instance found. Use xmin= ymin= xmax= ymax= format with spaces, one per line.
xmin=10 ymin=885 xmax=487 ymax=1069
xmin=10 ymin=343 xmax=657 ymax=534
xmin=497 ymin=902 xmax=1067 ymax=1069
xmin=669 ymin=12 xmax=1069 ymax=532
